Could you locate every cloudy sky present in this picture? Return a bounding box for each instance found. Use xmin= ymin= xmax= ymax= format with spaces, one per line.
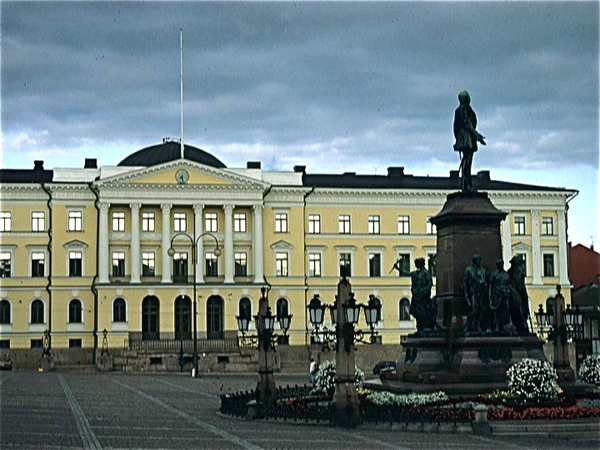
xmin=2 ymin=1 xmax=598 ymax=246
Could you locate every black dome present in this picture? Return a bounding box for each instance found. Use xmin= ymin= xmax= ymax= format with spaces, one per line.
xmin=118 ymin=141 xmax=226 ymax=168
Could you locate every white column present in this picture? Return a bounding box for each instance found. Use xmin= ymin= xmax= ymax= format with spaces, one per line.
xmin=98 ymin=202 xmax=110 ymax=283
xmin=223 ymin=204 xmax=234 ymax=283
xmin=130 ymin=203 xmax=141 ymax=283
xmin=194 ymin=204 xmax=204 ymax=284
xmin=531 ymin=210 xmax=542 ymax=285
xmin=161 ymin=203 xmax=172 ymax=283
xmin=502 ymin=212 xmax=512 ymax=269
xmin=557 ymin=209 xmax=569 ymax=285
xmin=253 ymin=204 xmax=264 ymax=283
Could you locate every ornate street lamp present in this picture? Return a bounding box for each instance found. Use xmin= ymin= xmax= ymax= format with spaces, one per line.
xmin=168 ymin=231 xmax=221 ymax=377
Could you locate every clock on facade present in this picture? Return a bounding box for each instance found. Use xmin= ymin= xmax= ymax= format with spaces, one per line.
xmin=175 ymin=169 xmax=189 ymax=184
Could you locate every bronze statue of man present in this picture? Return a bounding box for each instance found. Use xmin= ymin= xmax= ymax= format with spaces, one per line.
xmin=507 ymin=255 xmax=530 ymax=334
xmin=489 ymin=259 xmax=512 ymax=332
xmin=410 ymin=257 xmax=436 ymax=332
xmin=462 ymin=254 xmax=490 ymax=332
xmin=453 ymin=91 xmax=486 ymax=192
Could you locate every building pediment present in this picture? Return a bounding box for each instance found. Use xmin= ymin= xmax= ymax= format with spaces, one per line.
xmin=95 ymin=160 xmax=269 ymax=191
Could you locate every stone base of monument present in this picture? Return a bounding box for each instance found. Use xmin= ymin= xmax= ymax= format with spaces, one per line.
xmin=38 ymin=354 xmax=54 ymax=372
xmin=379 ymin=332 xmax=547 ymax=395
xmin=97 ymin=353 xmax=113 ymax=371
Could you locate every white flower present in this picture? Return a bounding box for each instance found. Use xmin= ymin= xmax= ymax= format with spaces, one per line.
xmin=578 ymin=354 xmax=600 ymax=385
xmin=507 ymin=358 xmax=559 ymax=402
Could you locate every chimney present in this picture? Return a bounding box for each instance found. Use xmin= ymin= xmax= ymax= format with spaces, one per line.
xmin=84 ymin=158 xmax=98 ymax=169
xmin=247 ymin=161 xmax=261 ymax=169
xmin=387 ymin=166 xmax=405 ymax=178
xmin=294 ymin=165 xmax=306 ymax=174
xmin=34 ymin=160 xmax=44 ymax=171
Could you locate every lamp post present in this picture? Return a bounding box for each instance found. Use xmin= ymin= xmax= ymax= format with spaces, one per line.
xmin=168 ymin=231 xmax=221 ymax=377
xmin=534 ymin=285 xmax=580 ymax=382
xmin=236 ymin=287 xmax=292 ymax=405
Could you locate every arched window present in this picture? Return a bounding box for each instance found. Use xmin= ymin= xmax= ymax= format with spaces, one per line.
xmin=546 ymin=297 xmax=555 ymax=317
xmin=142 ymin=296 xmax=160 ymax=340
xmin=239 ymin=297 xmax=252 ymax=319
xmin=276 ymin=298 xmax=289 ymax=318
xmin=174 ymin=296 xmax=191 ymax=340
xmin=0 ymin=299 xmax=11 ymax=324
xmin=207 ymin=296 xmax=224 ymax=340
xmin=31 ymin=299 xmax=44 ymax=324
xmin=68 ymin=299 xmax=83 ymax=323
xmin=113 ymin=298 xmax=126 ymax=323
xmin=399 ymin=298 xmax=411 ymax=321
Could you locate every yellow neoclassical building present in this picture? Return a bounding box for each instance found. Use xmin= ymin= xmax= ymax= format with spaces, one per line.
xmin=0 ymin=140 xmax=577 ymax=368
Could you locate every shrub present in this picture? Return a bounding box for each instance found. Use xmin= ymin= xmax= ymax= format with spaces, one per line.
xmin=578 ymin=354 xmax=600 ymax=385
xmin=507 ymin=358 xmax=559 ymax=403
xmin=366 ymin=390 xmax=448 ymax=406
xmin=313 ymin=359 xmax=364 ymax=397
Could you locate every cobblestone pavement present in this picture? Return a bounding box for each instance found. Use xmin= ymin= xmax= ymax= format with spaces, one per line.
xmin=1 ymin=372 xmax=598 ymax=449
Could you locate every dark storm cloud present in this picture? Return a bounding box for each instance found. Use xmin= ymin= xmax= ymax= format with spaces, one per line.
xmin=2 ymin=1 xmax=598 ymax=175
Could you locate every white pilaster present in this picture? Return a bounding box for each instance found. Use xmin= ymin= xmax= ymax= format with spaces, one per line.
xmin=130 ymin=203 xmax=141 ymax=283
xmin=502 ymin=212 xmax=512 ymax=269
xmin=253 ymin=204 xmax=264 ymax=283
xmin=531 ymin=210 xmax=542 ymax=285
xmin=98 ymin=202 xmax=110 ymax=283
xmin=194 ymin=204 xmax=204 ymax=284
xmin=223 ymin=204 xmax=234 ymax=283
xmin=557 ymin=209 xmax=569 ymax=285
xmin=161 ymin=203 xmax=172 ymax=283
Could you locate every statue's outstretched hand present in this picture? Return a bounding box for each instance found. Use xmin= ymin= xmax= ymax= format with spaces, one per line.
xmin=476 ymin=132 xmax=486 ymax=146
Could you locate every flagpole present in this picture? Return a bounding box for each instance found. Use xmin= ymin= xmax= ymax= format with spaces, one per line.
xmin=180 ymin=29 xmax=184 ymax=160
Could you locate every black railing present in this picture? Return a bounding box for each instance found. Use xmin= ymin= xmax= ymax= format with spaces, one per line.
xmin=129 ymin=337 xmax=238 ymax=352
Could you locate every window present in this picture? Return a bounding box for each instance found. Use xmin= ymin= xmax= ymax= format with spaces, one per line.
xmin=542 ymin=217 xmax=554 ymax=235
xmin=32 ymin=212 xmax=45 ymax=232
xmin=68 ymin=211 xmax=82 ymax=231
xmin=69 ymin=339 xmax=82 ymax=348
xmin=239 ymin=297 xmax=252 ymax=320
xmin=174 ymin=213 xmax=187 ymax=232
xmin=112 ymin=252 xmax=125 ymax=277
xmin=31 ymin=339 xmax=43 ymax=348
xmin=308 ymin=215 xmax=321 ymax=234
xmin=173 ymin=252 xmax=188 ymax=282
xmin=235 ymin=253 xmax=247 ymax=276
xmin=113 ymin=298 xmax=127 ymax=322
xmin=398 ymin=215 xmax=410 ymax=234
xmin=276 ymin=253 xmax=289 ymax=277
xmin=234 ymin=213 xmax=246 ymax=232
xmin=0 ymin=253 xmax=12 ymax=278
xmin=276 ymin=298 xmax=289 ymax=318
xmin=340 ymin=253 xmax=352 ymax=277
xmin=0 ymin=300 xmax=11 ymax=324
xmin=0 ymin=340 xmax=9 ymax=349
xmin=516 ymin=253 xmax=528 ymax=276
xmin=399 ymin=298 xmax=411 ymax=321
xmin=31 ymin=252 xmax=45 ymax=277
xmin=368 ymin=215 xmax=381 ymax=234
xmin=369 ymin=253 xmax=381 ymax=277
xmin=69 ymin=251 xmax=82 ymax=277
xmin=142 ymin=252 xmax=155 ymax=277
xmin=543 ymin=254 xmax=555 ymax=277
xmin=339 ymin=215 xmax=351 ymax=234
xmin=394 ymin=254 xmax=411 ymax=276
xmin=0 ymin=212 xmax=12 ymax=232
xmin=142 ymin=212 xmax=155 ymax=231
xmin=514 ymin=216 xmax=526 ymax=235
xmin=309 ymin=253 xmax=322 ymax=277
xmin=68 ymin=299 xmax=83 ymax=323
xmin=426 ymin=217 xmax=436 ymax=235
xmin=275 ymin=213 xmax=288 ymax=233
xmin=205 ymin=252 xmax=219 ymax=277
xmin=427 ymin=253 xmax=437 ymax=277
xmin=112 ymin=212 xmax=125 ymax=232
xmin=205 ymin=213 xmax=218 ymax=232
xmin=31 ymin=299 xmax=44 ymax=324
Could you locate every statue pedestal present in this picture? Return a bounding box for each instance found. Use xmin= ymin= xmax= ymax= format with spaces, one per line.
xmin=39 ymin=354 xmax=54 ymax=372
xmin=430 ymin=191 xmax=507 ymax=330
